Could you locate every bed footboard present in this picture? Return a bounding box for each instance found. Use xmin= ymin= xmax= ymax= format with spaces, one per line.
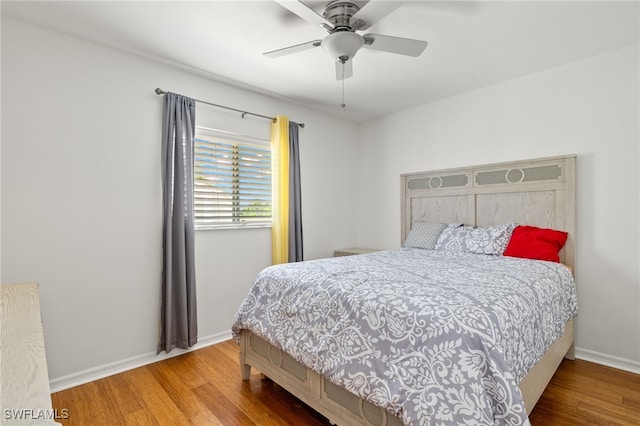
xmin=239 ymin=320 xmax=574 ymax=424
xmin=239 ymin=330 xmax=404 ymax=426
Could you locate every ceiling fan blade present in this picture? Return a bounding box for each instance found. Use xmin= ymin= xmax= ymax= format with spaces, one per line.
xmin=363 ymin=33 xmax=428 ymax=57
xmin=273 ymin=0 xmax=333 ymax=31
xmin=335 ymin=59 xmax=353 ymax=80
xmin=264 ymin=40 xmax=322 ymax=58
xmin=351 ymin=1 xmax=401 ymax=30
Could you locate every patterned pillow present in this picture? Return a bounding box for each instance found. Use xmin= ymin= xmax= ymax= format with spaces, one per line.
xmin=403 ymin=222 xmax=448 ymax=250
xmin=435 ymin=223 xmax=518 ymax=255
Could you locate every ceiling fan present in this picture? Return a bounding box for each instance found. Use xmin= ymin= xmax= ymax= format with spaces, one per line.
xmin=266 ymin=0 xmax=428 ymax=80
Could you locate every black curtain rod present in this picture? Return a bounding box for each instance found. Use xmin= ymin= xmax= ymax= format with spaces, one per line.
xmin=155 ymin=88 xmax=304 ymax=128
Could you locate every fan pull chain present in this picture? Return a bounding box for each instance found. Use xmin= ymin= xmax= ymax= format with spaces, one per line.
xmin=341 ymin=60 xmax=346 ymax=108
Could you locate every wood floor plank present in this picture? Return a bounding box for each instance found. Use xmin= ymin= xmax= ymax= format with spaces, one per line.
xmin=51 ymin=385 xmax=96 ymax=426
xmin=529 ymin=359 xmax=640 ymax=426
xmin=91 ymin=379 xmax=127 ymax=425
xmin=145 ymin=359 xmax=218 ymax=424
xmin=193 ymin=382 xmax=257 ymax=426
xmin=53 ymin=381 xmax=125 ymax=426
xmin=529 ymin=405 xmax=610 ymax=426
xmin=102 ymin=373 xmax=145 ymax=416
xmin=123 ymin=365 xmax=192 ymax=425
xmin=188 ymin=408 xmax=225 ymax=426
xmin=187 ymin=348 xmax=299 ymax=425
xmin=622 ymin=392 xmax=640 ymax=410
xmin=544 ymin=369 xmax=624 ymax=406
xmin=577 ymin=399 xmax=640 ymax=426
xmin=123 ymin=409 xmax=160 ymax=426
xmin=162 ymin=352 xmax=210 ymax=390
xmin=51 ymin=340 xmax=640 ymax=426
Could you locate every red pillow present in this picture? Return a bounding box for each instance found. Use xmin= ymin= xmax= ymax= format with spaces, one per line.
xmin=503 ymin=225 xmax=568 ymax=262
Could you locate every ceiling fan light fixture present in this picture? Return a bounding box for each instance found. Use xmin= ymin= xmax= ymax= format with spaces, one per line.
xmin=321 ymin=31 xmax=364 ymax=61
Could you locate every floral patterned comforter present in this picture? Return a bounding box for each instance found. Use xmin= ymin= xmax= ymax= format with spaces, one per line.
xmin=232 ymin=248 xmax=578 ymax=426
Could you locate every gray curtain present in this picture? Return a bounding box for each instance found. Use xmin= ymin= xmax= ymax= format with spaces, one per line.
xmin=158 ymin=92 xmax=198 ymax=354
xmin=288 ymin=121 xmax=303 ymax=262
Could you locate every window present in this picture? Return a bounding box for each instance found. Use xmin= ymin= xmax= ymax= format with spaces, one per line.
xmin=194 ymin=127 xmax=272 ymax=229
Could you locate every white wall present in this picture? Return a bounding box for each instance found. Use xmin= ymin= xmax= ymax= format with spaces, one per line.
xmin=1 ymin=17 xmax=359 ymax=384
xmin=0 ymin=10 xmax=3 ymax=283
xmin=357 ymin=45 xmax=640 ymax=370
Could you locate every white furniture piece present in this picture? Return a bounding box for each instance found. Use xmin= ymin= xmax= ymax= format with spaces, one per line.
xmin=1 ymin=282 xmax=60 ymax=425
xmin=333 ymin=248 xmax=379 ymax=257
xmin=239 ymin=155 xmax=576 ymax=425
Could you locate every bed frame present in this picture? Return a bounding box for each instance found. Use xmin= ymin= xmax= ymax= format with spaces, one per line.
xmin=239 ymin=155 xmax=576 ymax=425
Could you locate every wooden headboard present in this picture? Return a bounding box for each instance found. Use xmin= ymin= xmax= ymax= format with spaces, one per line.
xmin=401 ymin=155 xmax=576 ymax=269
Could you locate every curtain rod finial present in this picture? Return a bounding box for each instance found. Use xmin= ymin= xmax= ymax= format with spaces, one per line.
xmin=155 ymin=88 xmax=164 ymax=95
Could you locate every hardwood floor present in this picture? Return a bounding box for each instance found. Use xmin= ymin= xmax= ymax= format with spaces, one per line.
xmin=51 ymin=340 xmax=640 ymax=425
xmin=529 ymin=358 xmax=640 ymax=425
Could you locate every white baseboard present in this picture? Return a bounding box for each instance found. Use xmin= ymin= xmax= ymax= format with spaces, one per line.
xmin=575 ymin=346 xmax=640 ymax=375
xmin=50 ymin=337 xmax=639 ymax=393
xmin=49 ymin=331 xmax=232 ymax=393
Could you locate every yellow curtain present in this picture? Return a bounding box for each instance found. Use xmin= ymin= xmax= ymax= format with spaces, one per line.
xmin=271 ymin=115 xmax=290 ymax=264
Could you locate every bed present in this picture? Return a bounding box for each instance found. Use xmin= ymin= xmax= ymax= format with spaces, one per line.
xmin=232 ymin=155 xmax=577 ymax=425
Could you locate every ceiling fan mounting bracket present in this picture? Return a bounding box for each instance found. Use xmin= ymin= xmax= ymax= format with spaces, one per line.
xmin=323 ymin=0 xmax=362 ymax=31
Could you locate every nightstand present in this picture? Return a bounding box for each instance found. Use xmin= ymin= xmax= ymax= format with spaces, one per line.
xmin=333 ymin=248 xmax=380 ymax=257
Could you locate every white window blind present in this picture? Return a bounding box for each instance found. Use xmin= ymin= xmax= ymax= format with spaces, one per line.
xmin=194 ymin=127 xmax=272 ymax=229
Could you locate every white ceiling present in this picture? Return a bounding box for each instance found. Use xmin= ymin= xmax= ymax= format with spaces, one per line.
xmin=2 ymin=0 xmax=639 ymax=122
